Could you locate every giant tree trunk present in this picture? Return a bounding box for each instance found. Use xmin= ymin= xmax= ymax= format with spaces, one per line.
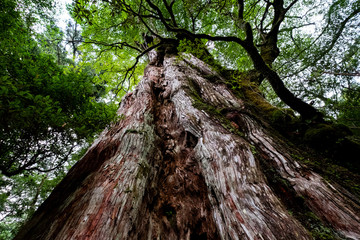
xmin=15 ymin=53 xmax=360 ymax=240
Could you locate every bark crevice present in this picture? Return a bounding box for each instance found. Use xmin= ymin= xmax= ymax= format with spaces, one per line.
xmin=126 ymin=63 xmax=220 ymax=239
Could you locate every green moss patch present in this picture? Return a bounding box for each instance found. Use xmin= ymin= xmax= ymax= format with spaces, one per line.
xmin=185 ymin=77 xmax=244 ymax=136
xmin=303 ymin=123 xmax=360 ymax=172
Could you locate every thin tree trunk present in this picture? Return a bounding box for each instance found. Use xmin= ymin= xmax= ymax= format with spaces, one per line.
xmin=15 ymin=53 xmax=360 ymax=240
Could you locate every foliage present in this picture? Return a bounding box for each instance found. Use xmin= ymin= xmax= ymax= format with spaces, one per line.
xmin=271 ymin=0 xmax=360 ymax=118
xmin=36 ymin=23 xmax=71 ymax=65
xmin=336 ymin=85 xmax=360 ymax=135
xmin=0 ymin=30 xmax=117 ymax=176
xmin=0 ymin=172 xmax=64 ymax=238
xmin=0 ymin=0 xmax=117 ymax=176
xmin=70 ymin=1 xmax=146 ymax=98
xmin=0 ymin=145 xmax=89 ymax=239
xmin=0 ymin=0 xmax=118 ymax=237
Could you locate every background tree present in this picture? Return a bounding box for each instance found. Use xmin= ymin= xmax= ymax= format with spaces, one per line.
xmin=0 ymin=0 xmax=118 ymax=237
xmin=65 ymin=20 xmax=83 ymax=62
xmin=0 ymin=0 xmax=118 ymax=177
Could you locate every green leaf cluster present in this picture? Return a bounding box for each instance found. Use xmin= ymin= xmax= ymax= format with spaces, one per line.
xmin=0 ymin=171 xmax=65 ymax=238
xmin=0 ymin=0 xmax=117 ymax=177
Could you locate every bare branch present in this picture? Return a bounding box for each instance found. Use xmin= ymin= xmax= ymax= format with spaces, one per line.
xmin=83 ymin=40 xmax=142 ymax=52
xmin=260 ymin=2 xmax=271 ymax=33
xmin=322 ymin=71 xmax=360 ymax=77
xmin=114 ymin=41 xmax=164 ymax=97
xmin=279 ymin=22 xmax=315 ymax=33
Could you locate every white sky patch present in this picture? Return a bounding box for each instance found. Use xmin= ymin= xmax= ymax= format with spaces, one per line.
xmin=55 ymin=0 xmax=74 ymax=31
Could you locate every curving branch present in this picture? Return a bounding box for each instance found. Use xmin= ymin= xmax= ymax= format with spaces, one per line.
xmin=145 ymin=0 xmax=173 ymax=31
xmin=84 ymin=40 xmax=142 ymax=52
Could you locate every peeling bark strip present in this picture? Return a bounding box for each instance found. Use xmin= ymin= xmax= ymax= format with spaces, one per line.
xmin=16 ymin=54 xmax=360 ymax=240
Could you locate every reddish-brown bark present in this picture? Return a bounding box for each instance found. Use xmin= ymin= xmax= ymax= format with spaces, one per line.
xmin=15 ymin=53 xmax=360 ymax=240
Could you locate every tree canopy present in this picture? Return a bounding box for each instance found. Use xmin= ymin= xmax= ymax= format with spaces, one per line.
xmin=74 ymin=0 xmax=360 ymax=121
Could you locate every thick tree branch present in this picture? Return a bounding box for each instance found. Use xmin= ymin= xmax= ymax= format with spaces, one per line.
xmin=257 ymin=0 xmax=288 ymax=65
xmin=162 ymin=0 xmax=178 ymax=27
xmin=145 ymin=0 xmax=173 ymax=31
xmin=237 ymin=0 xmax=244 ymax=19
